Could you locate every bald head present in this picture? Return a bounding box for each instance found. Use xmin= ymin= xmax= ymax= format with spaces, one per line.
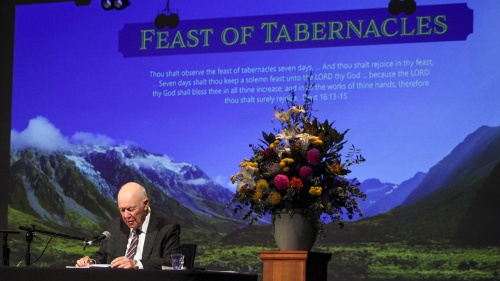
xmin=118 ymin=182 xmax=148 ymax=201
xmin=117 ymin=182 xmax=149 ymax=230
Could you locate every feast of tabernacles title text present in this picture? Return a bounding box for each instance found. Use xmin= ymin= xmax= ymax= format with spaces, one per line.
xmin=118 ymin=4 xmax=472 ymax=57
xmin=140 ymin=16 xmax=448 ymax=49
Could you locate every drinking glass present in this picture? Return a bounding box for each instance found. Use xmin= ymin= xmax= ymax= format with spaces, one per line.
xmin=170 ymin=254 xmax=184 ymax=270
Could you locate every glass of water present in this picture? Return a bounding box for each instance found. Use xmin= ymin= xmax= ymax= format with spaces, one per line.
xmin=170 ymin=254 xmax=184 ymax=270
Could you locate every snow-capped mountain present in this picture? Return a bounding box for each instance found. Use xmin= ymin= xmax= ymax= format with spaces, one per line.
xmin=9 ymin=143 xmax=241 ymax=238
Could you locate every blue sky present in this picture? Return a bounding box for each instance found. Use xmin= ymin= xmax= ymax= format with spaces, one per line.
xmin=11 ymin=1 xmax=500 ymax=187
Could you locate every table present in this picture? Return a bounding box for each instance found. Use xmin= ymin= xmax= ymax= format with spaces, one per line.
xmin=0 ymin=266 xmax=258 ymax=281
xmin=259 ymin=251 xmax=332 ymax=281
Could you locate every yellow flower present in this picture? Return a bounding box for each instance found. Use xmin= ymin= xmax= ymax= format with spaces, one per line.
xmin=309 ymin=186 xmax=322 ymax=196
xmin=268 ymin=191 xmax=282 ymax=205
xmin=230 ymin=175 xmax=236 ymax=184
xmin=310 ymin=136 xmax=323 ymax=146
xmin=255 ymin=179 xmax=269 ymax=191
xmin=252 ymin=190 xmax=263 ymax=201
xmin=316 ymin=187 xmax=322 ymax=196
xmin=279 ymin=157 xmax=294 ymax=172
xmin=238 ymin=158 xmax=249 ymax=166
xmin=238 ymin=186 xmax=249 ymax=195
xmin=270 ymin=140 xmax=281 ymax=149
xmin=239 ymin=159 xmax=259 ymax=172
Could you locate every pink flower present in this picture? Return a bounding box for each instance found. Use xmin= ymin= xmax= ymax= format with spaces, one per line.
xmin=299 ymin=166 xmax=313 ymax=179
xmin=273 ymin=174 xmax=289 ymax=191
xmin=307 ymin=148 xmax=322 ymax=165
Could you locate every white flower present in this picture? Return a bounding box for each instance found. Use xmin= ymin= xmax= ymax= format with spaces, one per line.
xmin=276 ymin=124 xmax=299 ymax=147
xmin=274 ymin=109 xmax=291 ymax=123
xmin=235 ymin=166 xmax=255 ymax=193
xmin=296 ymin=132 xmax=313 ymax=150
xmin=289 ymin=105 xmax=305 ymax=115
xmin=274 ymin=105 xmax=304 ymax=124
xmin=275 ymin=145 xmax=290 ymax=158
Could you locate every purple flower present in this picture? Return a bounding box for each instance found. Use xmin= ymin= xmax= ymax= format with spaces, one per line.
xmin=299 ymin=166 xmax=313 ymax=179
xmin=307 ymin=148 xmax=322 ymax=165
xmin=273 ymin=174 xmax=289 ymax=191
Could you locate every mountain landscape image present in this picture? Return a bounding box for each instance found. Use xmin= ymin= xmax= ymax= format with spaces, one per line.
xmin=7 ymin=121 xmax=500 ymax=280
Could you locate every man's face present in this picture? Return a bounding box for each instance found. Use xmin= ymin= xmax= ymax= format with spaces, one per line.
xmin=118 ymin=194 xmax=149 ymax=230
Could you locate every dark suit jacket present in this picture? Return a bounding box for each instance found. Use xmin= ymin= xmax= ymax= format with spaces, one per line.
xmin=91 ymin=210 xmax=181 ymax=269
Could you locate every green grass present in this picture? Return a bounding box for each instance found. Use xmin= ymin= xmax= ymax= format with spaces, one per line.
xmin=8 ymin=207 xmax=499 ymax=280
xmin=8 ymin=228 xmax=499 ymax=281
xmin=193 ymin=243 xmax=500 ymax=281
xmin=318 ymin=243 xmax=500 ymax=281
xmin=7 ymin=208 xmax=102 ymax=267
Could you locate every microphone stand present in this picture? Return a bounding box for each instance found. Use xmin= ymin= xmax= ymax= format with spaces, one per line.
xmin=0 ymin=230 xmax=20 ymax=266
xmin=19 ymin=225 xmax=87 ymax=267
xmin=24 ymin=227 xmax=33 ymax=267
xmin=83 ymin=235 xmax=98 ymax=250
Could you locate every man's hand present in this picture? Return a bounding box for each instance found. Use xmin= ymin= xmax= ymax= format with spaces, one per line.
xmin=111 ymin=256 xmax=137 ymax=269
xmin=75 ymin=256 xmax=93 ymax=267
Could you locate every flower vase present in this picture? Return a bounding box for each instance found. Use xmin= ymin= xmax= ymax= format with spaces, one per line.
xmin=273 ymin=210 xmax=318 ymax=251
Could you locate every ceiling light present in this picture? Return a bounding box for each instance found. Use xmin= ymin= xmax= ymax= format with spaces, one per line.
xmin=101 ymin=0 xmax=130 ymax=11
xmin=155 ymin=0 xmax=179 ymax=29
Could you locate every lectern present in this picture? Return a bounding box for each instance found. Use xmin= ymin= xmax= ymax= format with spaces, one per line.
xmin=259 ymin=251 xmax=332 ymax=281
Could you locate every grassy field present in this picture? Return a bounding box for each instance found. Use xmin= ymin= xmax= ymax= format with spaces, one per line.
xmin=319 ymin=243 xmax=500 ymax=281
xmin=7 ymin=208 xmax=499 ymax=280
xmin=6 ymin=231 xmax=499 ymax=280
xmin=194 ymin=243 xmax=500 ymax=281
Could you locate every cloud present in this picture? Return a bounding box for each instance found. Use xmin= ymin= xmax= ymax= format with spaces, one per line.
xmin=214 ymin=175 xmax=235 ymax=190
xmin=10 ymin=116 xmax=73 ymax=152
xmin=71 ymin=131 xmax=116 ymax=146
xmin=186 ymin=178 xmax=210 ymax=186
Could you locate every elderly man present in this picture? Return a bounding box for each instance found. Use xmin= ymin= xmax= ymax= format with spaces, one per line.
xmin=75 ymin=182 xmax=180 ymax=269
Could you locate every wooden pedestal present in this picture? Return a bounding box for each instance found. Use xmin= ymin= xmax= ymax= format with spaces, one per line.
xmin=259 ymin=251 xmax=332 ymax=281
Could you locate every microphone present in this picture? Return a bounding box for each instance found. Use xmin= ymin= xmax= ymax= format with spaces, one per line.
xmin=83 ymin=231 xmax=111 ymax=246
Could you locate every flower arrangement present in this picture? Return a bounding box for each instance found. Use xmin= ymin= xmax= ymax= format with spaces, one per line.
xmin=229 ymin=74 xmax=366 ymax=236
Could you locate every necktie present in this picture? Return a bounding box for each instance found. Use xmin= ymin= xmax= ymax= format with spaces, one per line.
xmin=126 ymin=229 xmax=140 ymax=260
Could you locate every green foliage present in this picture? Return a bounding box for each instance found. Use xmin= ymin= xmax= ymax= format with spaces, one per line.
xmin=64 ymin=211 xmax=102 ymax=234
xmin=182 ymin=242 xmax=500 ymax=281
xmin=7 ymin=207 xmax=99 ymax=267
xmin=9 ymin=149 xmax=120 ymax=224
xmin=315 ymin=243 xmax=500 ymax=281
xmin=195 ymin=243 xmax=273 ymax=273
xmin=8 ymin=173 xmax=38 ymax=217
